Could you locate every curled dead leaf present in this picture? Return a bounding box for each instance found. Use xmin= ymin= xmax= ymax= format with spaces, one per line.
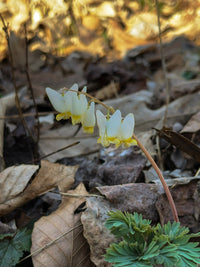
xmin=0 ymin=160 xmax=76 ymax=216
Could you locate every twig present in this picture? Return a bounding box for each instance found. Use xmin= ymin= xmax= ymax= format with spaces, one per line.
xmin=0 ymin=111 xmax=57 ymax=120
xmin=0 ymin=14 xmax=34 ymax=141
xmin=24 ymin=23 xmax=40 ymax=144
xmin=25 ymin=141 xmax=80 ymax=164
xmin=60 ymin=192 xmax=103 ymax=198
xmin=19 ymin=224 xmax=82 ymax=263
xmin=156 ymin=134 xmax=164 ymax=170
xmin=133 ymin=133 xmax=179 ymax=222
xmin=155 ymin=0 xmax=170 ymax=127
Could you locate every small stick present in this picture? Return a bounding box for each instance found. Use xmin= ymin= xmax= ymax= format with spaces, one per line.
xmin=156 ymin=0 xmax=170 ymax=127
xmin=24 ymin=23 xmax=40 ymax=144
xmin=0 ymin=111 xmax=57 ymax=120
xmin=26 ymin=141 xmax=80 ymax=164
xmin=0 ymin=14 xmax=34 ymax=141
xmin=133 ymin=133 xmax=179 ymax=222
xmin=60 ymin=192 xmax=103 ymax=198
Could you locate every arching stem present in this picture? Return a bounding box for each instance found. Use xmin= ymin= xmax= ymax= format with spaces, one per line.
xmin=133 ymin=133 xmax=179 ymax=222
xmin=64 ymin=86 xmax=179 ymax=222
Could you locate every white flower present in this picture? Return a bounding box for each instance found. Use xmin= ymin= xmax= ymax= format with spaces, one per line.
xmin=81 ymin=102 xmax=96 ymax=133
xmin=96 ymin=109 xmax=137 ymax=147
xmin=71 ymin=86 xmax=88 ymax=125
xmin=45 ymin=84 xmax=78 ymax=121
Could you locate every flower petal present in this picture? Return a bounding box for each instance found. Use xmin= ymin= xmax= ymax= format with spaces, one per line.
xmin=118 ymin=113 xmax=134 ymax=140
xmin=70 ymin=83 xmax=79 ymax=92
xmin=46 ymin=87 xmax=66 ymax=113
xmin=96 ymin=110 xmax=106 ymax=137
xmin=71 ymin=87 xmax=88 ymax=117
xmin=82 ymin=102 xmax=95 ymax=128
xmin=107 ymin=110 xmax=121 ymax=138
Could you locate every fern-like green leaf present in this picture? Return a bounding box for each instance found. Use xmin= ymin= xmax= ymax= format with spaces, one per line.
xmin=105 ymin=211 xmax=135 ymax=238
xmin=105 ymin=211 xmax=200 ymax=267
xmin=176 ymin=242 xmax=200 ymax=266
xmin=105 ymin=241 xmax=152 ymax=267
xmin=139 ymin=241 xmax=160 ymax=260
xmin=157 ymin=221 xmax=189 ymax=242
xmin=152 ymin=244 xmax=178 ymax=267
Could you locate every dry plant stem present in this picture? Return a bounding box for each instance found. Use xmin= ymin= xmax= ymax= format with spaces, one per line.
xmin=0 ymin=14 xmax=34 ymax=141
xmin=26 ymin=141 xmax=80 ymax=164
xmin=0 ymin=111 xmax=57 ymax=120
xmin=133 ymin=133 xmax=179 ymax=222
xmin=156 ymin=0 xmax=170 ymax=127
xmin=24 ymin=23 xmax=40 ymax=144
xmin=60 ymin=192 xmax=103 ymax=198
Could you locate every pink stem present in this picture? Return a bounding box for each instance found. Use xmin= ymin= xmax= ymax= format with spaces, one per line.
xmin=133 ymin=134 xmax=179 ymax=222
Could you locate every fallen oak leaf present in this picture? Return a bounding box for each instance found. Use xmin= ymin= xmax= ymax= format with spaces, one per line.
xmin=154 ymin=127 xmax=200 ymax=163
xmin=31 ymin=183 xmax=94 ymax=267
xmin=0 ymin=160 xmax=76 ymax=216
xmin=0 ymin=164 xmax=39 ymax=204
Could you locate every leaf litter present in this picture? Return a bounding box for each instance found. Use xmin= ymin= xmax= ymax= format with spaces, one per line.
xmin=0 ymin=1 xmax=200 ymax=266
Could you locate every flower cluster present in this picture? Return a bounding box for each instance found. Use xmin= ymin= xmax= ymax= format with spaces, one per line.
xmin=46 ymin=84 xmax=95 ymax=133
xmin=96 ymin=110 xmax=137 ymax=148
xmin=46 ymin=84 xmax=137 ymax=147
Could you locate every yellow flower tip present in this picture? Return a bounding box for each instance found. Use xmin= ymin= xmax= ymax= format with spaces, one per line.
xmin=56 ymin=112 xmax=71 ymax=121
xmin=97 ymin=136 xmax=110 ymax=147
xmin=83 ymin=126 xmax=94 ymax=134
xmin=71 ymin=114 xmax=82 ymax=125
xmin=122 ymin=138 xmax=137 ymax=147
xmin=108 ymin=137 xmax=116 ymax=142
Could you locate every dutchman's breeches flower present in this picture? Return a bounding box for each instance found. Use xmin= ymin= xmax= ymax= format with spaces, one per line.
xmin=46 ymin=83 xmax=136 ymax=146
xmin=46 ymin=83 xmax=96 ymax=134
xmin=96 ymin=110 xmax=137 ymax=148
xmin=71 ymin=86 xmax=88 ymax=125
xmin=46 ymin=84 xmax=78 ymax=121
xmin=81 ymin=101 xmax=96 ymax=134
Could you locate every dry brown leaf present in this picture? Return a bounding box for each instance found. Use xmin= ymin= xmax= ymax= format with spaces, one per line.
xmin=0 ymin=93 xmax=16 ymax=171
xmin=0 ymin=164 xmax=39 ymax=203
xmin=181 ymin=111 xmax=200 ymax=133
xmin=0 ymin=160 xmax=76 ymax=216
xmin=155 ymin=127 xmax=200 ymax=163
xmin=95 ymin=82 xmax=119 ymax=101
xmin=31 ymin=183 xmax=94 ymax=267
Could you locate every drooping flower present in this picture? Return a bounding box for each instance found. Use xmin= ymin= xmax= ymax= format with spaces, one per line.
xmin=45 ymin=84 xmax=78 ymax=121
xmin=96 ymin=109 xmax=137 ymax=148
xmin=81 ymin=101 xmax=96 ymax=133
xmin=71 ymin=86 xmax=88 ymax=125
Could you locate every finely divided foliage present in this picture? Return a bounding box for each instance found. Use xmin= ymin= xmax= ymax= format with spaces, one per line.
xmin=105 ymin=211 xmax=200 ymax=267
